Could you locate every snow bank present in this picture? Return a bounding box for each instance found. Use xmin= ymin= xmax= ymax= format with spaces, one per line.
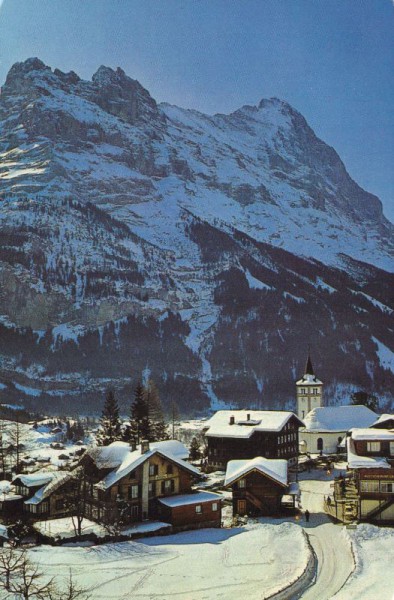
xmin=333 ymin=524 xmax=394 ymax=600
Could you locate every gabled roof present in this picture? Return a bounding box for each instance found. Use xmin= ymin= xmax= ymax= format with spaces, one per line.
xmin=204 ymin=410 xmax=303 ymax=439
xmin=158 ymin=491 xmax=223 ymax=508
xmin=98 ymin=443 xmax=200 ymax=490
xmin=24 ymin=472 xmax=74 ymax=506
xmin=86 ymin=440 xmax=190 ymax=470
xmin=224 ymin=456 xmax=288 ymax=487
xmin=302 ymin=405 xmax=378 ymax=432
xmin=347 ymin=437 xmax=391 ymax=470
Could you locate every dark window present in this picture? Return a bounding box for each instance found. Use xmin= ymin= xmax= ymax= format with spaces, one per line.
xmin=317 ymin=438 xmax=323 ymax=451
xmin=166 ymin=464 xmax=173 ymax=475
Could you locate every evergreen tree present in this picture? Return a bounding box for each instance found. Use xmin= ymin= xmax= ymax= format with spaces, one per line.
xmin=96 ymin=389 xmax=122 ymax=446
xmin=351 ymin=391 xmax=379 ymax=412
xmin=189 ymin=437 xmax=201 ymax=461
xmin=144 ymin=380 xmax=169 ymax=442
xmin=128 ymin=381 xmax=150 ymax=446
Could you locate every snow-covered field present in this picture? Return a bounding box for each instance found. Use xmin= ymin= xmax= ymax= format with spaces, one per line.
xmin=28 ymin=523 xmax=309 ymax=600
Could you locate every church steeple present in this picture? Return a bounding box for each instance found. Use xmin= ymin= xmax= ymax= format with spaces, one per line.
xmin=305 ymin=353 xmax=314 ymax=376
xmin=296 ymin=351 xmax=323 ymax=420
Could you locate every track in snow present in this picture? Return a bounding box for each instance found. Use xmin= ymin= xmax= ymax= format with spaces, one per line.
xmin=296 ymin=478 xmax=354 ymax=600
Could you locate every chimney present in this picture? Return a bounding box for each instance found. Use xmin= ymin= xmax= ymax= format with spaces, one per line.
xmin=141 ymin=440 xmax=150 ymax=454
xmin=247 ymin=413 xmax=250 ymax=421
xmin=229 ymin=416 xmax=235 ymax=425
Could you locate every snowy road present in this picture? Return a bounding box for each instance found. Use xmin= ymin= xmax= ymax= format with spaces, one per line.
xmin=297 ymin=476 xmax=355 ymax=600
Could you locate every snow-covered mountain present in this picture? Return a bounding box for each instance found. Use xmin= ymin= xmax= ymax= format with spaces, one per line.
xmin=0 ymin=58 xmax=393 ymax=414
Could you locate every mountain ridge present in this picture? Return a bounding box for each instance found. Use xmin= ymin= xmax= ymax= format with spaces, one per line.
xmin=0 ymin=58 xmax=393 ymax=414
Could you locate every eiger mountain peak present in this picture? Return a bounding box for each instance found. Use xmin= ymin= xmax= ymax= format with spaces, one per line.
xmin=0 ymin=58 xmax=392 ymax=414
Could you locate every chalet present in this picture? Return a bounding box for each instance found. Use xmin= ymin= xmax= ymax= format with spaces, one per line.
xmin=204 ymin=410 xmax=303 ymax=469
xmin=79 ymin=440 xmax=220 ymax=530
xmin=224 ymin=456 xmax=298 ymax=516
xmin=325 ymin=428 xmax=394 ymax=524
xmin=12 ymin=472 xmax=76 ymax=519
xmin=299 ymin=405 xmax=378 ymax=455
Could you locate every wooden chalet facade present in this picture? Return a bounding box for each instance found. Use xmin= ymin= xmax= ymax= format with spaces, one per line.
xmin=79 ymin=440 xmax=218 ymax=529
xmin=224 ymin=456 xmax=297 ymax=517
xmin=205 ymin=411 xmax=303 ymax=469
xmin=325 ymin=428 xmax=394 ymax=524
xmin=12 ymin=472 xmax=76 ymax=520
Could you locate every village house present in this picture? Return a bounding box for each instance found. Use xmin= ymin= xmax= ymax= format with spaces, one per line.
xmin=325 ymin=427 xmax=394 ymax=524
xmin=299 ymin=405 xmax=378 ymax=455
xmin=157 ymin=491 xmax=222 ymax=530
xmin=11 ymin=472 xmax=76 ymax=519
xmin=79 ymin=440 xmax=222 ymax=530
xmin=0 ymin=479 xmax=24 ymax=518
xmin=204 ymin=410 xmax=303 ymax=470
xmin=224 ymin=456 xmax=298 ymax=517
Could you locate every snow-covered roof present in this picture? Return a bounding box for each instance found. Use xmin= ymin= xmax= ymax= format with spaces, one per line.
xmin=347 ymin=438 xmax=391 ymax=470
xmin=88 ymin=440 xmax=190 ymax=471
xmin=0 ymin=480 xmax=12 ymax=494
xmin=351 ymin=428 xmax=394 ymax=441
xmin=205 ymin=410 xmax=302 ymax=439
xmin=158 ymin=491 xmax=223 ymax=508
xmin=14 ymin=472 xmax=55 ymax=488
xmin=296 ymin=373 xmax=323 ymax=386
xmin=101 ymin=445 xmax=200 ymax=490
xmin=371 ymin=414 xmax=394 ymax=427
xmin=224 ymin=456 xmax=288 ymax=487
xmin=24 ymin=472 xmax=73 ymax=505
xmin=302 ymin=405 xmax=378 ymax=433
xmin=87 ymin=441 xmax=131 ymax=469
xmin=149 ymin=440 xmax=189 ymax=461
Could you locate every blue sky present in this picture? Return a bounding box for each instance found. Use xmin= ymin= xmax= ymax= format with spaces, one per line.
xmin=0 ymin=0 xmax=393 ymax=220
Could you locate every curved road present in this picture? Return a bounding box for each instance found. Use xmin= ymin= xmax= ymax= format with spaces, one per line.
xmin=297 ymin=478 xmax=355 ymax=600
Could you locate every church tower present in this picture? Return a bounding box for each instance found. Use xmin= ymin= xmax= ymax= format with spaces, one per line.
xmin=296 ymin=353 xmax=323 ymax=420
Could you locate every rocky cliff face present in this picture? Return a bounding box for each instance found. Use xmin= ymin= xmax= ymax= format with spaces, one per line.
xmin=0 ymin=58 xmax=393 ymax=415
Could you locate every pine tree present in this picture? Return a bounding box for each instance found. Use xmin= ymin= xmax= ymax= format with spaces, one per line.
xmin=128 ymin=381 xmax=150 ymax=446
xmin=189 ymin=437 xmax=201 ymax=461
xmin=144 ymin=380 xmax=169 ymax=442
xmin=96 ymin=389 xmax=122 ymax=446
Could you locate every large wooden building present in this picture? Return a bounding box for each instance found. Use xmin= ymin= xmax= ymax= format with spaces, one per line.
xmin=79 ymin=440 xmax=222 ymax=529
xmin=326 ymin=427 xmax=394 ymax=524
xmin=204 ymin=410 xmax=303 ymax=469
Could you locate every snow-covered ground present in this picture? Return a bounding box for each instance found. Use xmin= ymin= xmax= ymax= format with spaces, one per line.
xmin=332 ymin=525 xmax=394 ymax=600
xmin=27 ymin=523 xmax=309 ymax=600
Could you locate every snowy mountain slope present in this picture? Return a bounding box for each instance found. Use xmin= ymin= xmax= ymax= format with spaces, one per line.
xmin=0 ymin=58 xmax=393 ymax=414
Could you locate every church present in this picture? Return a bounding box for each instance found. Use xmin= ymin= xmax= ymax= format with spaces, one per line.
xmin=296 ymin=354 xmax=323 ymax=420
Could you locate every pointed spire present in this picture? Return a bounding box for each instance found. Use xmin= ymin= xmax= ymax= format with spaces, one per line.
xmin=305 ymin=351 xmax=314 ymax=376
